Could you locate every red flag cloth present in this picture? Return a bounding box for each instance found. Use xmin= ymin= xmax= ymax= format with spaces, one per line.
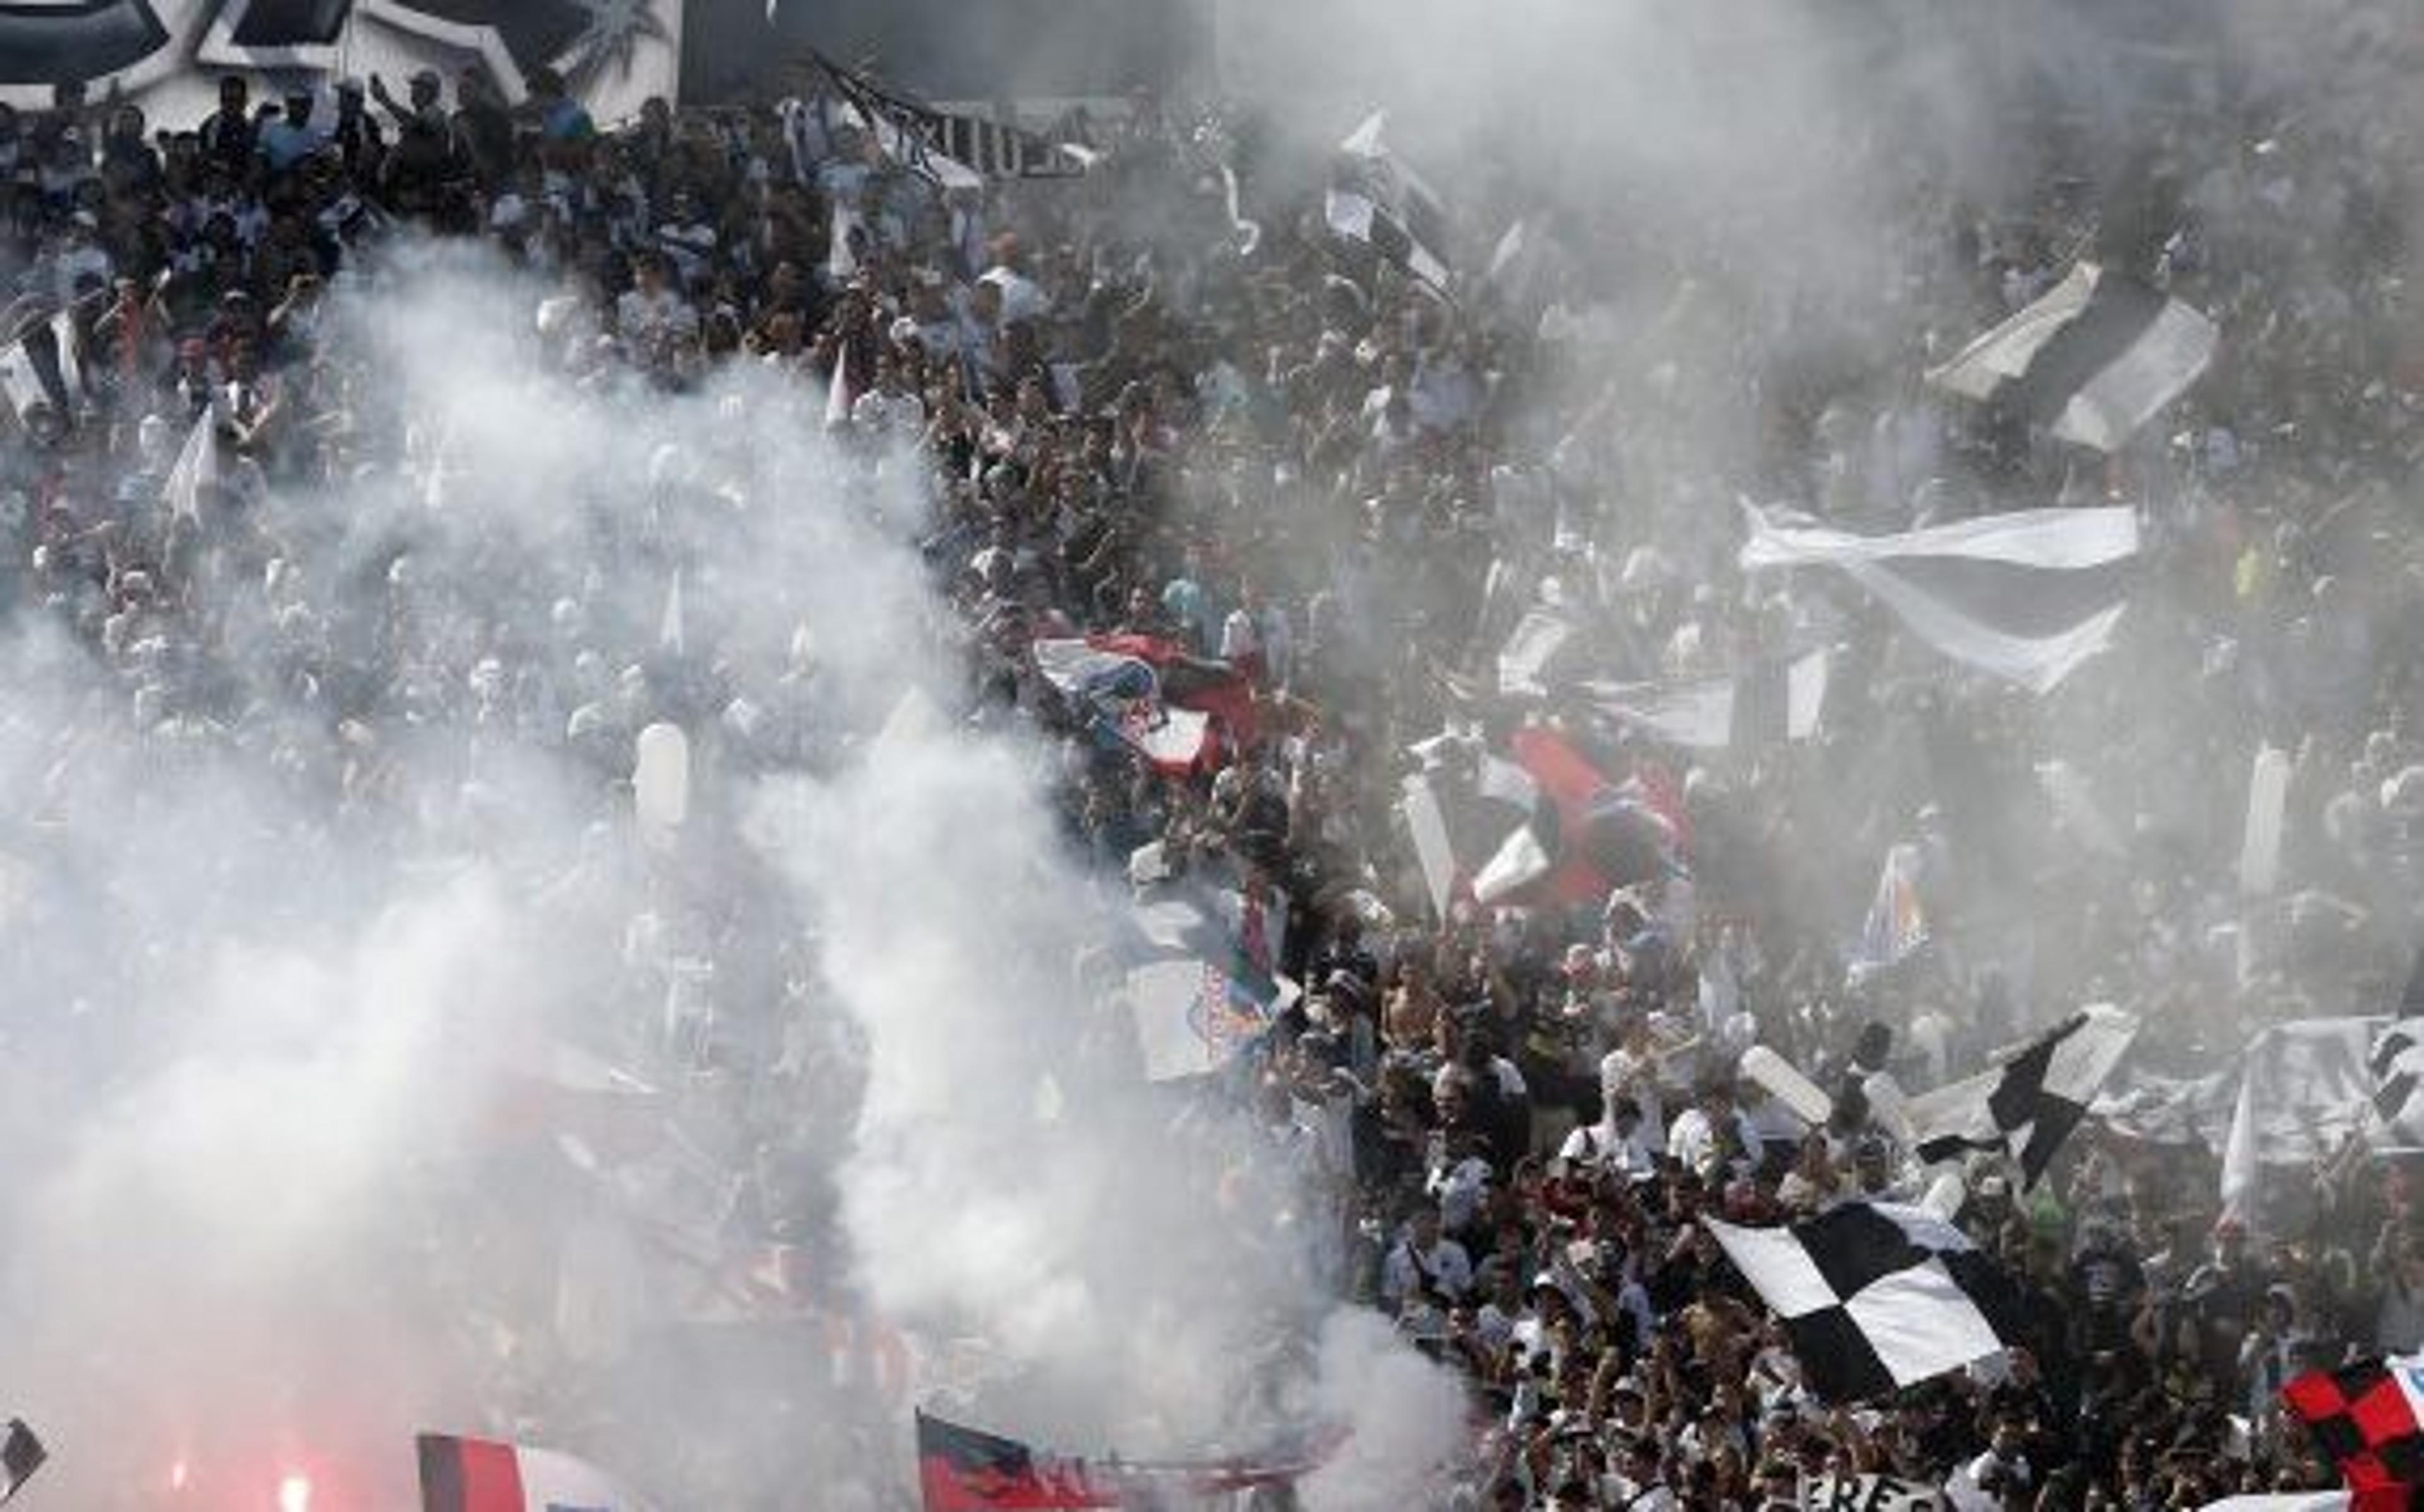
xmin=2282 ymin=1359 xmax=2424 ymax=1496
xmin=916 ymin=1414 xmax=1117 ymax=1510
xmin=1626 ymin=759 xmax=1694 ymax=854
xmin=1031 ymin=637 xmax=1215 ymax=775
xmin=915 ymin=1413 xmax=1349 ymax=1511
xmin=420 ymin=1435 xmax=523 ymax=1512
xmin=1502 ymin=722 xmax=1677 ymax=901
xmin=1506 ymin=726 xmax=1622 ymax=905
xmin=1087 ymin=633 xmax=1262 ymax=755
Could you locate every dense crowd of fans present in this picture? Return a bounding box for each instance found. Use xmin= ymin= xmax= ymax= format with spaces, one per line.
xmin=4 ymin=23 xmax=2424 ymax=1510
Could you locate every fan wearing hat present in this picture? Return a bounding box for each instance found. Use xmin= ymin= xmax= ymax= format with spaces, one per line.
xmin=259 ymin=88 xmax=325 ymax=177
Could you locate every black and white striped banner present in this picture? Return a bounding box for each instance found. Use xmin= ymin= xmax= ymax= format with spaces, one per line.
xmin=802 ymin=52 xmax=1087 ymax=186
xmin=1740 ymin=503 xmax=2139 ymax=693
xmin=1326 ymin=110 xmax=1451 ymax=288
xmin=1578 ymin=648 xmax=1829 ymax=752
xmin=1928 ymin=261 xmax=2217 ymax=452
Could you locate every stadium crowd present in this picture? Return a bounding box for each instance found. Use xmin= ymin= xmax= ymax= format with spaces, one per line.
xmin=3 ymin=23 xmax=2423 ymax=1511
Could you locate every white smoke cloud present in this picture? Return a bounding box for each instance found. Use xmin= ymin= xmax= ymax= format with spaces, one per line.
xmin=11 ymin=3 xmax=2379 ymax=1503
xmin=0 ymin=234 xmax=1464 ymax=1506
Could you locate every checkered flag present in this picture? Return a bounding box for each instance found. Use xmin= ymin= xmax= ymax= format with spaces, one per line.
xmin=1704 ymin=1202 xmax=2026 ymax=1401
xmin=1905 ymin=1004 xmax=2141 ymax=1188
xmin=0 ymin=1418 xmax=44 ymax=1506
xmin=2281 ymin=1354 xmax=2424 ymax=1496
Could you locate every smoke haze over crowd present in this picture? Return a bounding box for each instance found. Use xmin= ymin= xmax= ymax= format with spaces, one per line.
xmin=1 ymin=0 xmax=2421 ymax=1506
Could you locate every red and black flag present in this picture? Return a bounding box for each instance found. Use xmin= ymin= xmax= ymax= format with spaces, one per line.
xmin=417 ymin=1432 xmax=656 ymax=1511
xmin=915 ymin=1413 xmax=1350 ymax=1510
xmin=2283 ymin=1356 xmax=2424 ymax=1499
xmin=1401 ymin=724 xmax=1680 ymax=918
xmin=915 ymin=1413 xmax=1115 ymax=1511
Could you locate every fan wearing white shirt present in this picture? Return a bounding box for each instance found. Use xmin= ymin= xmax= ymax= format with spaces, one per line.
xmin=655 ymin=188 xmax=718 ymax=288
xmin=1596 ymin=1024 xmax=1667 ymax=1157
xmin=1381 ymin=1207 xmax=1473 ymax=1308
xmin=617 ymin=251 xmax=697 ymax=357
xmin=1557 ymin=1095 xmax=1657 ymax=1181
xmin=1427 ymin=1139 xmax=1494 ymax=1236
xmin=1666 ymin=1079 xmax=1759 ymax=1184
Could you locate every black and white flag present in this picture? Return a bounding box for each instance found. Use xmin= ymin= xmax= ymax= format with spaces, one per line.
xmin=2221 ymin=1018 xmax=2384 ymax=1221
xmin=0 ymin=336 xmax=44 ymax=428
xmin=1740 ymin=503 xmax=2139 ymax=694
xmin=796 ymin=54 xmax=984 ymax=192
xmin=1326 ymin=111 xmax=1451 ymax=288
xmin=1495 ymin=605 xmax=1581 ymax=698
xmin=1119 ymin=877 xmax=1295 ymax=1083
xmin=1704 ymin=1201 xmax=2024 ymax=1402
xmin=1579 ymin=647 xmax=1829 ymax=751
xmin=804 ymin=52 xmax=1082 ymax=188
xmin=162 ymin=411 xmax=227 ymax=521
xmin=1927 ymin=261 xmax=2218 ymax=453
xmin=0 ymin=309 xmax=78 ymax=427
xmin=2367 ymin=950 xmax=2424 ymax=1147
xmin=1400 ymin=725 xmax=1670 ymax=916
xmin=1905 ymin=1004 xmax=2140 ymax=1188
xmin=2089 ymin=1064 xmax=2238 ymax=1150
xmin=1401 ymin=732 xmax=1551 ymax=919
xmin=46 ymin=310 xmax=81 ymax=410
xmin=0 ymin=1418 xmax=44 ymax=1505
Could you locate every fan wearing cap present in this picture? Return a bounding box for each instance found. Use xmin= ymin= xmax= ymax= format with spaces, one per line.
xmin=259 ymin=89 xmax=326 ymax=178
xmin=371 ymin=70 xmax=466 ymax=221
xmin=1506 ymin=1271 xmax=1593 ymax=1388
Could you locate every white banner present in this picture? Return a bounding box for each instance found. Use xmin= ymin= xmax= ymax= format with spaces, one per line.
xmin=1806 ymin=1472 xmax=1944 ymax=1510
xmin=1740 ymin=502 xmax=2139 ymax=693
xmin=2221 ymin=1018 xmax=2382 ymax=1217
xmin=1740 ymin=503 xmax=2141 ymax=574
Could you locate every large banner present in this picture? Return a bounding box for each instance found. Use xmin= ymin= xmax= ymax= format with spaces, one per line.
xmin=0 ymin=1 xmax=682 ymax=126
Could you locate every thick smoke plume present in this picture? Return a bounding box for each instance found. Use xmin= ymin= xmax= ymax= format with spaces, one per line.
xmin=0 ymin=239 xmax=1467 ymax=1506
